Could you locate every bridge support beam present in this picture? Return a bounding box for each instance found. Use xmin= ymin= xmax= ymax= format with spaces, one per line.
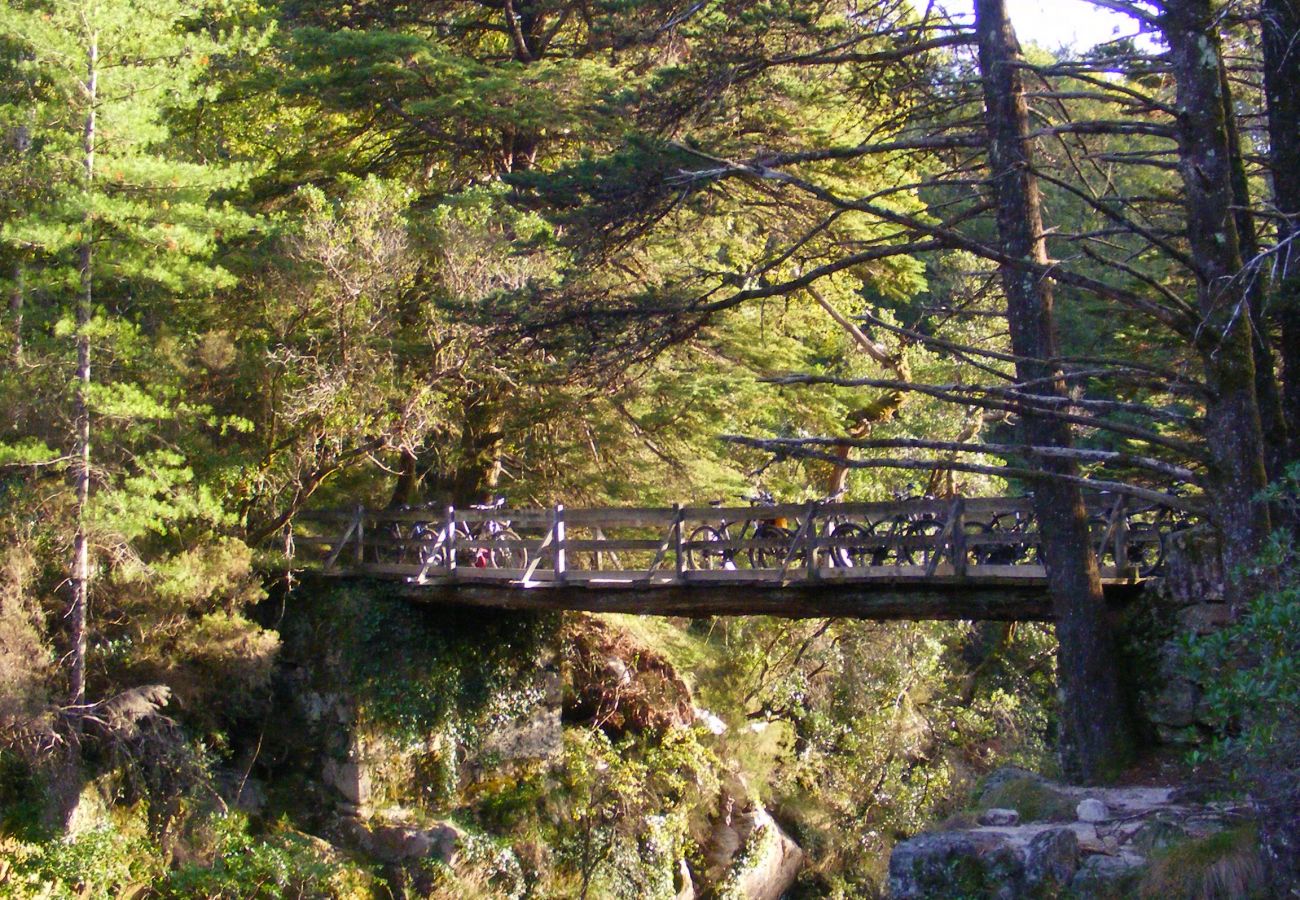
xmin=392 ymin=580 xmax=1143 ymax=622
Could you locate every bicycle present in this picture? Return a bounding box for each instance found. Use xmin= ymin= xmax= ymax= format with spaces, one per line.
xmin=685 ymin=491 xmax=801 ymax=570
xmin=841 ymin=485 xmax=942 ymax=568
xmin=409 ymin=497 xmax=529 ymax=570
xmin=965 ymin=498 xmax=1038 ymax=566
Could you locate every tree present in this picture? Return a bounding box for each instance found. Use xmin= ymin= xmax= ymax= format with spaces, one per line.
xmin=0 ymin=0 xmax=252 ymax=709
xmin=973 ymin=0 xmax=1131 ymax=778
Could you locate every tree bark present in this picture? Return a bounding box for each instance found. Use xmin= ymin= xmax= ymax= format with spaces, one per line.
xmin=1162 ymin=0 xmax=1272 ymax=607
xmin=70 ymin=33 xmax=98 ymax=711
xmin=1262 ymin=0 xmax=1300 ymax=459
xmin=1220 ymin=60 xmax=1288 ymax=478
xmin=8 ymin=125 xmax=28 ymax=365
xmin=8 ymin=261 xmax=22 ymax=366
xmin=975 ymin=0 xmax=1131 ymax=781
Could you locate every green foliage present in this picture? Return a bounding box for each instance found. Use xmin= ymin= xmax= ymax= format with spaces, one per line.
xmin=1183 ymin=468 xmax=1300 ymax=768
xmin=0 ymin=826 xmax=164 ymax=899
xmin=1136 ymin=825 xmax=1268 ymax=900
xmin=165 ymin=813 xmax=375 ymax=899
xmin=344 ymin=590 xmax=556 ymax=747
xmin=551 ymin=726 xmax=719 ymax=900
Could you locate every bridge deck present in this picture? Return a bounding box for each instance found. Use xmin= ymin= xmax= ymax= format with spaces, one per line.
xmin=294 ymin=495 xmax=1172 ymax=620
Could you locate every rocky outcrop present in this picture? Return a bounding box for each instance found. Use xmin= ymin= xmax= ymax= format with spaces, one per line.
xmin=345 ymin=818 xmax=465 ymax=865
xmin=1135 ymin=527 xmax=1233 ymax=745
xmin=888 ymin=769 xmax=1249 ymax=898
xmin=697 ymin=774 xmax=804 ymax=900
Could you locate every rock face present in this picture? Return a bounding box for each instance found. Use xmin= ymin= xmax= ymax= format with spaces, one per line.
xmin=698 ymin=775 xmax=804 ymax=900
xmin=1138 ymin=526 xmax=1232 ymax=746
xmin=889 ymin=829 xmax=1063 ymax=899
xmin=347 ymin=818 xmax=465 ymax=864
xmin=887 ymin=768 xmax=1248 ymax=898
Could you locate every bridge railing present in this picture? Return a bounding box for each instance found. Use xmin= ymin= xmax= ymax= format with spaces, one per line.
xmin=291 ymin=494 xmax=1186 ymax=587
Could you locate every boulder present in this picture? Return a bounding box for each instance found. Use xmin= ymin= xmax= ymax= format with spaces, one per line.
xmin=1024 ymin=827 xmax=1080 ymax=891
xmin=699 ymin=775 xmax=803 ymax=900
xmin=889 ymin=831 xmax=1025 ymax=900
xmin=349 ymin=819 xmax=465 ymax=865
xmin=726 ymin=813 xmax=804 ymax=900
xmin=1076 ymin=798 xmax=1109 ymax=823
xmin=1177 ymin=603 xmax=1233 ymax=635
xmin=1068 ymin=853 xmax=1145 ymax=895
xmin=1149 ymin=678 xmax=1200 ymax=728
xmin=978 ymin=808 xmax=1020 ymax=827
xmin=322 ymin=758 xmax=371 ymax=810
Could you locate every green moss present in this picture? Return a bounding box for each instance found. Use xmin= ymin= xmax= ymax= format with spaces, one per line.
xmin=977 ymin=778 xmax=1075 ymax=823
xmin=289 ymin=580 xmax=559 ymax=747
xmin=1137 ymin=825 xmax=1267 ymax=900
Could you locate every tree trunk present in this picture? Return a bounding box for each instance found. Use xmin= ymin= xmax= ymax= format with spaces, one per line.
xmin=1162 ymin=0 xmax=1272 ymax=607
xmin=1262 ymin=0 xmax=1300 ymax=459
xmin=1220 ymin=60 xmax=1288 ymax=478
xmin=8 ymin=261 xmax=22 ymax=365
xmin=975 ymin=0 xmax=1131 ymax=781
xmin=70 ymin=34 xmax=98 ymax=710
xmin=8 ymin=125 xmax=28 ymax=365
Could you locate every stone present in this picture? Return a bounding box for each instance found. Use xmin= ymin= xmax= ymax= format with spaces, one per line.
xmin=1025 ymin=827 xmax=1080 ymax=891
xmin=727 ymin=811 xmax=804 ymax=900
xmin=1076 ymin=798 xmax=1109 ymax=823
xmin=978 ymin=808 xmax=1020 ymax=826
xmin=1068 ymin=852 xmax=1145 ymax=895
xmin=1067 ymin=822 xmax=1105 ymax=854
xmin=674 ymin=858 xmax=695 ymax=899
xmin=1177 ymin=603 xmax=1233 ymax=635
xmin=1149 ymin=678 xmax=1200 ymax=728
xmin=889 ymin=831 xmax=1025 ymax=900
xmin=322 ymin=759 xmax=371 ymax=809
xmin=351 ymin=819 xmax=465 ymax=865
xmin=698 ymin=776 xmax=803 ymax=900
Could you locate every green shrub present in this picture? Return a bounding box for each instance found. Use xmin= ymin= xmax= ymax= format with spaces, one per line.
xmin=1137 ymin=825 xmax=1267 ymax=899
xmin=0 ymin=826 xmax=163 ymax=899
xmin=164 ymin=813 xmax=374 ymax=899
xmin=1183 ymin=469 xmax=1300 ymax=769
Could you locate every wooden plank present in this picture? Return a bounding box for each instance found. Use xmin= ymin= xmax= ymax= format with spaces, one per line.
xmin=566 ymin=507 xmax=679 ymax=527
xmin=453 ymin=508 xmax=552 ymax=527
xmin=951 ymin=497 xmax=968 ymax=578
xmin=559 ymin=538 xmax=665 ymax=553
xmin=679 ymin=503 xmax=808 ymax=524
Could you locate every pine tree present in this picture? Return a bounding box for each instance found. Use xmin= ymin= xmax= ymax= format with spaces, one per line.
xmin=0 ymin=0 xmax=253 ymax=709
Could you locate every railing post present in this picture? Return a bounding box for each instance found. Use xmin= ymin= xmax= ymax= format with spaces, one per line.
xmin=1113 ymin=495 xmax=1130 ymax=577
xmin=804 ymin=500 xmax=819 ymax=581
xmin=554 ymin=503 xmax=567 ymax=583
xmin=445 ymin=505 xmax=457 ymax=577
xmin=950 ymin=496 xmax=967 ymax=577
xmin=353 ymin=504 xmax=365 ymax=568
xmin=673 ymin=503 xmax=684 ymax=583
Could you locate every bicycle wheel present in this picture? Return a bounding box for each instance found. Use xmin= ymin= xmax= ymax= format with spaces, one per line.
xmin=901 ymin=518 xmax=944 ymax=566
xmin=749 ymin=523 xmax=796 ymax=569
xmin=828 ymin=522 xmax=875 ymax=567
xmin=962 ymin=520 xmax=992 ymax=566
xmin=489 ymin=528 xmax=529 ymax=569
xmin=686 ymin=525 xmax=732 ymax=570
xmin=386 ymin=522 xmax=407 ymax=565
xmin=872 ymin=516 xmax=910 ymax=566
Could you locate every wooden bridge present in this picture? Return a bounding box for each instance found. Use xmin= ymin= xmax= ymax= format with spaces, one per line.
xmin=293 ymin=495 xmax=1184 ymax=621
